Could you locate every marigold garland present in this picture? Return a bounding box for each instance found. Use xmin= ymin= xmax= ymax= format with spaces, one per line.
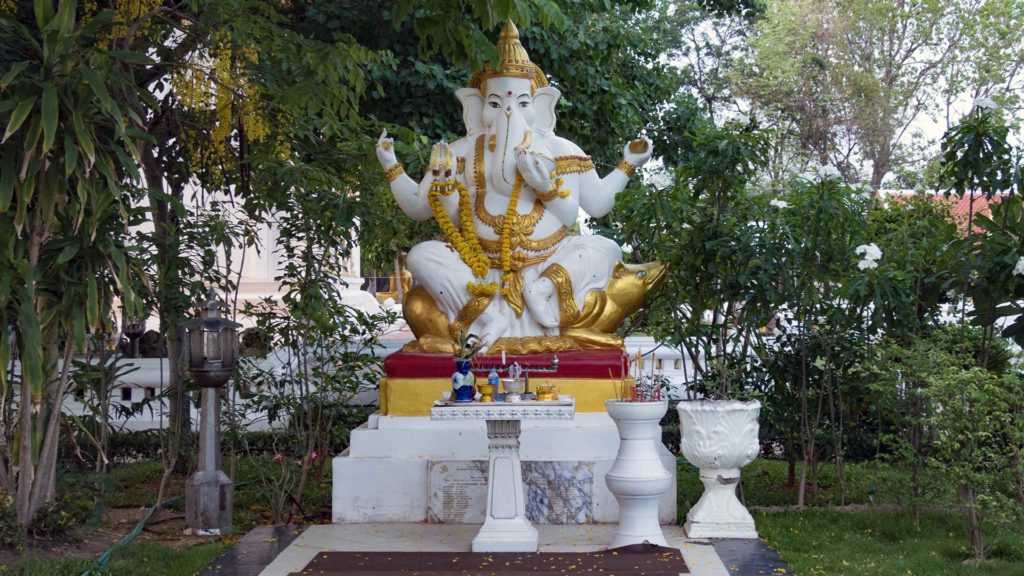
xmin=428 ymin=177 xmax=495 ymax=295
xmin=429 ymin=163 xmax=550 ymax=301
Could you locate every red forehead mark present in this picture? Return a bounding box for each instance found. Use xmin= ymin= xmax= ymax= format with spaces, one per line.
xmin=507 ymin=91 xmax=512 ymax=96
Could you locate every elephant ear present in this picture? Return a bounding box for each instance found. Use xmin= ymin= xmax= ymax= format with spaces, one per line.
xmin=531 ymin=86 xmax=560 ymax=136
xmin=456 ymin=88 xmax=485 ymax=137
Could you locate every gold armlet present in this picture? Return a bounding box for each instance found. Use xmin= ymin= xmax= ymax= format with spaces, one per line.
xmin=617 ymin=160 xmax=636 ymax=178
xmin=555 ymin=155 xmax=595 ymax=175
xmin=384 ymin=164 xmax=405 ymax=183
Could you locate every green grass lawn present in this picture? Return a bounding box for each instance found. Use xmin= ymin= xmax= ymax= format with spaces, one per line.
xmin=677 ymin=457 xmax=917 ymax=510
xmin=758 ymin=509 xmax=1024 ymax=576
xmin=4 ymin=540 xmax=230 ymax=576
xmin=674 ymin=458 xmax=1024 ymax=574
xmin=5 ymin=456 xmax=1023 ymax=575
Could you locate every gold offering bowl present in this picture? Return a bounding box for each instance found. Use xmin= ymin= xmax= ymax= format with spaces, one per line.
xmin=478 ymin=383 xmax=496 ymax=403
xmin=535 ymin=382 xmax=557 ymax=402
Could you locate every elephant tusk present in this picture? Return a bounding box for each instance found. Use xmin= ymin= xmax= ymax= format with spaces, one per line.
xmin=519 ymin=131 xmax=532 ymax=150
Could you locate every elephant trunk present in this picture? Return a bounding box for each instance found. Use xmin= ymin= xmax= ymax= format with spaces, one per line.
xmin=491 ymin=108 xmax=530 ymax=195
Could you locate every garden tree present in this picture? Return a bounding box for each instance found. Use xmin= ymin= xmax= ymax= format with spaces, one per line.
xmin=938 ymin=102 xmax=1021 ymax=353
xmin=873 ymin=328 xmax=1024 ymax=562
xmin=602 ymin=115 xmax=777 ymax=396
xmin=940 ymin=0 xmax=1024 ymax=124
xmin=769 ymin=173 xmax=872 ymax=507
xmin=0 ymin=2 xmax=146 ymax=527
xmin=236 ymin=184 xmax=397 ymax=522
xmin=853 ymin=197 xmax=966 ymax=524
xmin=739 ymin=0 xmax=1024 ymax=188
xmin=673 ymin=0 xmax=762 ymax=118
xmin=935 ymin=101 xmax=1023 ymax=552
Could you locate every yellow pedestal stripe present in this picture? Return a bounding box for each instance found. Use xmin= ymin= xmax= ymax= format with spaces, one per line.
xmin=379 ymin=377 xmax=635 ymax=416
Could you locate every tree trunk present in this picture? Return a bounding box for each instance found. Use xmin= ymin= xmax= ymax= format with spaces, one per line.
xmin=797 ymin=452 xmax=809 ymax=508
xmin=959 ymin=483 xmax=985 ymax=561
xmin=142 ymin=152 xmax=192 ymax=473
xmin=1013 ymin=451 xmax=1024 ymax=507
xmin=26 ymin=340 xmax=75 ymax=521
xmin=786 ymin=436 xmax=797 ymax=489
xmin=15 ymin=362 xmax=33 ymax=525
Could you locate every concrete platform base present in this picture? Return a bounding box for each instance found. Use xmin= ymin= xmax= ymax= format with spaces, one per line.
xmin=333 ymin=412 xmax=677 ymax=525
xmin=255 ymin=523 xmax=732 ymax=576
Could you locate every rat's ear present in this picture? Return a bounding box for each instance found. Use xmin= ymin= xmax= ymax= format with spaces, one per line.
xmin=612 ymin=261 xmax=627 ymax=278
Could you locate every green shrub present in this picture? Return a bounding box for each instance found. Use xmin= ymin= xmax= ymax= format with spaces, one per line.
xmin=31 ymin=474 xmax=113 ymax=539
xmin=0 ymin=490 xmax=23 ymax=551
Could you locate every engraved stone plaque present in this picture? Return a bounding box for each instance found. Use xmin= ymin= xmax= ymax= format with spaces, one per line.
xmin=427 ymin=461 xmax=488 ymax=524
xmin=427 ymin=460 xmax=595 ymax=524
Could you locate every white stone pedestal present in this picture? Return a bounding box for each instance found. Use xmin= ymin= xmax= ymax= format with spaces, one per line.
xmin=605 ymin=400 xmax=671 ymax=548
xmin=678 ymin=400 xmax=761 ymax=539
xmin=331 ymin=411 xmax=676 ymax=525
xmin=430 ymin=399 xmax=575 ymax=552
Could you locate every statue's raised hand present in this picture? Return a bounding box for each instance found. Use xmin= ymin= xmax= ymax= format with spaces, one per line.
xmin=622 ymin=136 xmax=654 ymax=168
xmin=376 ymin=130 xmax=398 ymax=168
xmin=516 ymin=147 xmax=557 ymax=195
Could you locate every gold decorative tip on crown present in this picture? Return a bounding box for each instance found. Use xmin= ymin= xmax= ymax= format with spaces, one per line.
xmin=498 ymin=20 xmax=530 ymax=68
xmin=468 ymin=19 xmax=548 ymax=92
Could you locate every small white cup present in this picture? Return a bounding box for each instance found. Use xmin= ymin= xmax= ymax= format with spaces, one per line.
xmin=441 ymin=391 xmax=451 ymax=401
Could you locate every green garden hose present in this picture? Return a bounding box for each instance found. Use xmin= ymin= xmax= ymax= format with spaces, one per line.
xmin=80 ymin=481 xmax=254 ymax=576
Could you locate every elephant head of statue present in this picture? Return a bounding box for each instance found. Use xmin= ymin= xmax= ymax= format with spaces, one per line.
xmin=455 ymin=20 xmax=560 ymax=193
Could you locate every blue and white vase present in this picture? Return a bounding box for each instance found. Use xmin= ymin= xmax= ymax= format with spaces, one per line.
xmin=452 ymin=359 xmax=476 ymax=402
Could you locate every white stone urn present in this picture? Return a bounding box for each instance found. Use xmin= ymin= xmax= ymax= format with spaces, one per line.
xmin=604 ymin=399 xmax=672 ymax=548
xmin=678 ymin=399 xmax=761 ymax=539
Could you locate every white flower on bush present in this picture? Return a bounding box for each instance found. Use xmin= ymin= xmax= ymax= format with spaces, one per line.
xmin=817 ymin=164 xmax=842 ymax=179
xmin=769 ymin=198 xmax=789 ymax=208
xmin=973 ymin=96 xmax=997 ymax=111
xmin=646 ymin=171 xmax=673 ymax=191
xmin=855 ymin=243 xmax=882 ymax=270
xmin=1013 ymin=256 xmax=1024 ymax=277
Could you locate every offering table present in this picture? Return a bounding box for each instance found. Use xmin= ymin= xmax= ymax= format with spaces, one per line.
xmin=430 ymin=397 xmax=575 ymax=552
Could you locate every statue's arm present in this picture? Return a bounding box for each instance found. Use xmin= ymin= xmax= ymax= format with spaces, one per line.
xmin=568 ymin=136 xmax=653 ymax=218
xmin=376 ymin=131 xmax=433 ymax=222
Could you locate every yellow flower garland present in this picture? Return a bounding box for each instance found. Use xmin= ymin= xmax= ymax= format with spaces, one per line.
xmin=427 ymin=170 xmax=536 ymax=301
xmin=428 ymin=177 xmax=496 ymax=295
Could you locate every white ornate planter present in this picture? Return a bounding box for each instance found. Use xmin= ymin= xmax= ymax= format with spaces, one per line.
xmin=677 ymin=399 xmax=761 ymax=539
xmin=604 ymin=399 xmax=671 ymax=548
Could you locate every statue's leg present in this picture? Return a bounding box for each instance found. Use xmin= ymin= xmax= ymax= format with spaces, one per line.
xmin=405 ymin=240 xmax=477 ymax=333
xmin=402 ymin=286 xmax=449 ymax=339
xmin=524 ymin=237 xmax=622 ymax=329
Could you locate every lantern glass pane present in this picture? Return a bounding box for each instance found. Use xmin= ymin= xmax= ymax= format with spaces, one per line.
xmin=204 ymin=329 xmax=222 ymax=363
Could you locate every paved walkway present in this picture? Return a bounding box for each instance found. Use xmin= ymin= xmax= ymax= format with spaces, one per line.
xmin=254 ymin=524 xmax=730 ymax=576
xmin=198 ymin=523 xmax=792 ymax=576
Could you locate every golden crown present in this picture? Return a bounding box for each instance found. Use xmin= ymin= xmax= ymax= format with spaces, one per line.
xmin=468 ymin=20 xmax=548 ymax=93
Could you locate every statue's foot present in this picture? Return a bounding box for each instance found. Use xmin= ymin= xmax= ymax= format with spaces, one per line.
xmin=401 ymin=334 xmax=457 ymax=354
xmin=563 ymin=328 xmax=623 ymax=350
xmin=524 ymin=277 xmax=560 ymax=328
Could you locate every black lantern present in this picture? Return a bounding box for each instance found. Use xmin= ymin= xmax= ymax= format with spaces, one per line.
xmin=182 ymin=289 xmax=241 ymax=388
xmin=184 ymin=288 xmax=240 ymax=536
xmin=121 ymin=309 xmax=146 ymax=358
